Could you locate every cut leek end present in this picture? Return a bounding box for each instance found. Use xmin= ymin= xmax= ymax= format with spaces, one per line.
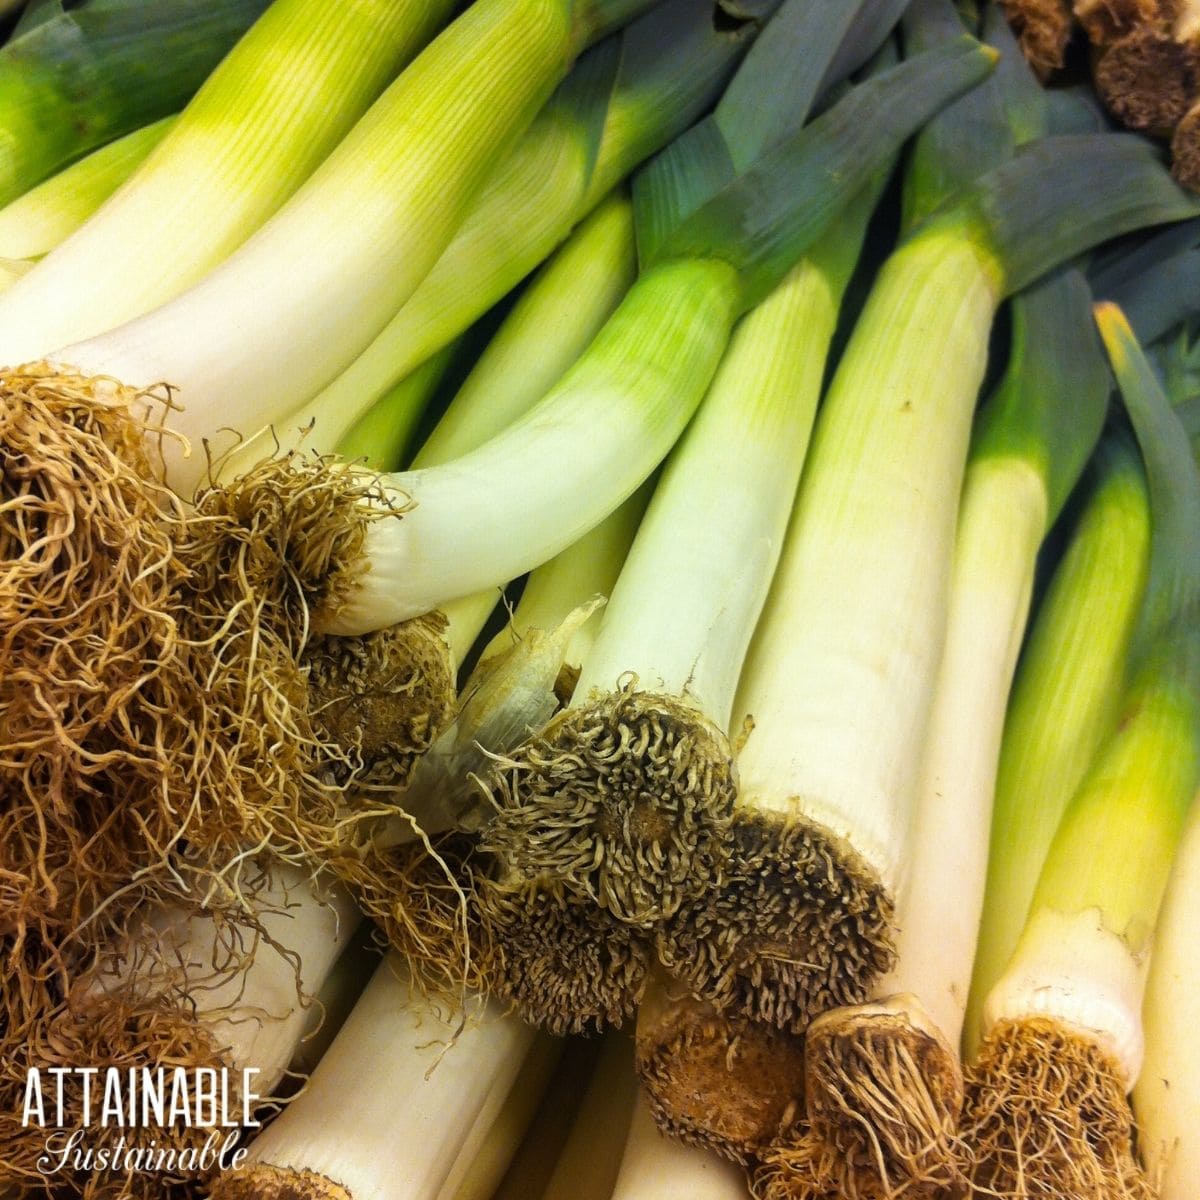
xmin=211 ymin=1165 xmax=351 ymax=1200
xmin=478 ymin=686 xmax=735 ymax=927
xmin=963 ymin=1017 xmax=1152 ymax=1200
xmin=656 ymin=809 xmax=895 ymax=1034
xmin=205 ymin=452 xmax=393 ymax=628
xmin=634 ymin=984 xmax=805 ymax=1164
xmin=1002 ymin=0 xmax=1074 ymax=77
xmin=785 ymin=993 xmax=966 ymax=1198
xmin=478 ymin=874 xmax=651 ymax=1034
xmin=1094 ymin=300 xmax=1140 ymax=370
xmin=304 ymin=614 xmax=455 ymax=793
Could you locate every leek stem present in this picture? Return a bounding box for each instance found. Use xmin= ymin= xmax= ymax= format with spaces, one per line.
xmin=964 ymin=433 xmax=1151 ymax=1053
xmin=52 ymin=0 xmax=657 ymax=496
xmin=965 ymin=307 xmax=1200 ymax=1200
xmin=0 ymin=0 xmax=458 ymax=362
xmin=212 ymin=959 xmax=537 ymax=1200
xmin=0 ymin=115 xmax=173 ymax=275
xmin=279 ymin=0 xmax=762 ymax=453
xmin=0 ymin=0 xmax=267 ymax=207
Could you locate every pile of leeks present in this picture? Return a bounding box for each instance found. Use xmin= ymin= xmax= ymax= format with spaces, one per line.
xmin=4 ymin=1 xmax=1200 ymax=1199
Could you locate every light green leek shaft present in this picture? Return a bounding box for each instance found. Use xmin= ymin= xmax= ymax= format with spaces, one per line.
xmin=0 ymin=0 xmax=456 ymax=360
xmin=62 ymin=0 xmax=658 ymax=499
xmin=0 ymin=0 xmax=268 ymax=207
xmin=0 ymin=116 xmax=173 ymax=274
xmin=964 ymin=436 xmax=1150 ymax=1053
xmin=289 ymin=0 xmax=761 ymax=448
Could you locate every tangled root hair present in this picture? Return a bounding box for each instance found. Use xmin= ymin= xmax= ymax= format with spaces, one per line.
xmin=657 ymin=810 xmax=894 ymax=1034
xmin=962 ymin=1017 xmax=1151 ymax=1200
xmin=478 ymin=685 xmax=735 ymax=928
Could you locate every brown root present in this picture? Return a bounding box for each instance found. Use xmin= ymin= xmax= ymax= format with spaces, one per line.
xmin=1171 ymin=99 xmax=1200 ymax=189
xmin=477 ymin=686 xmax=735 ymax=928
xmin=476 ymin=873 xmax=652 ymax=1034
xmin=635 ymin=982 xmax=806 ymax=1164
xmin=1001 ymin=0 xmax=1076 ymax=76
xmin=1095 ymin=27 xmax=1199 ymax=130
xmin=0 ymin=986 xmax=229 ymax=1200
xmin=962 ymin=1016 xmax=1152 ymax=1199
xmin=1074 ymin=0 xmax=1160 ymax=47
xmin=209 ymin=1165 xmax=353 ymax=1200
xmin=793 ymin=1001 xmax=966 ymax=1198
xmin=338 ymin=834 xmax=483 ymax=1000
xmin=656 ymin=810 xmax=895 ymax=1034
xmin=303 ymin=613 xmax=455 ymax=793
xmin=0 ymin=366 xmax=212 ymax=949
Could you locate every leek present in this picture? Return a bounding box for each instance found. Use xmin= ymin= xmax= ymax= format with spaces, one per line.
xmin=19 ymin=0 xmax=661 ymax=496
xmin=1134 ymin=795 xmax=1200 ymax=1198
xmin=963 ymin=306 xmax=1200 ymax=1200
xmin=277 ymin=0 xmax=774 ymax=454
xmin=0 ymin=0 xmax=267 ymax=207
xmin=0 ymin=0 xmax=458 ymax=360
xmin=964 ymin=437 xmax=1153 ymax=1050
xmin=478 ymin=179 xmax=877 ymax=964
xmin=761 ymin=9 xmax=1111 ymax=1194
xmin=775 ymin=267 xmax=1109 ymax=1200
xmin=468 ymin=5 xmax=931 ymax=1025
xmin=0 ymin=115 xmax=173 ymax=291
xmin=670 ymin=126 xmax=1197 ymax=1039
xmin=313 ymin=33 xmax=995 ymax=643
xmin=209 ymin=960 xmax=538 ymax=1200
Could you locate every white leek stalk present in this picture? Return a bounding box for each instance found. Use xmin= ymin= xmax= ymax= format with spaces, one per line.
xmin=702 ymin=228 xmax=1001 ymax=1033
xmin=963 ymin=305 xmax=1200 ymax=1200
xmin=0 ymin=0 xmax=455 ymax=360
xmin=211 ymin=958 xmax=538 ymax=1200
xmin=541 ymin=1033 xmax=638 ymax=1200
xmin=0 ymin=116 xmax=174 ymax=291
xmin=476 ymin=198 xmax=874 ymax=1036
xmin=1134 ymin=794 xmax=1200 ymax=1199
xmin=25 ymin=0 xmax=653 ymax=498
xmin=348 ymin=189 xmax=637 ymax=667
xmin=489 ymin=1041 xmax=608 ymax=1200
xmin=782 ymin=266 xmax=1111 ymax=1199
xmin=612 ymin=1099 xmax=749 ymax=1200
xmin=442 ymin=1036 xmax=563 ymax=1200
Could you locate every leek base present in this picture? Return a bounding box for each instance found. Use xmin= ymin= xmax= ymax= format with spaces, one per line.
xmin=479 ymin=688 xmax=735 ymax=927
xmin=963 ymin=1016 xmax=1152 ymax=1199
xmin=479 ymin=874 xmax=652 ymax=1033
xmin=657 ymin=809 xmax=895 ymax=1033
xmin=634 ymin=988 xmax=805 ymax=1164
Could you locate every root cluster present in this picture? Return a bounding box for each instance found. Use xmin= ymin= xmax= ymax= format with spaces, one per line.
xmin=478 ymin=686 xmax=735 ymax=927
xmin=961 ymin=1016 xmax=1152 ymax=1199
xmin=657 ymin=810 xmax=895 ymax=1034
